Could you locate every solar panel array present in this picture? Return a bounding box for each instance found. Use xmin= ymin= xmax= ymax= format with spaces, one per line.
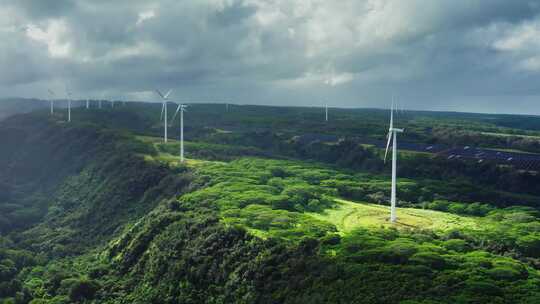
xmin=350 ymin=137 xmax=540 ymax=172
xmin=437 ymin=146 xmax=540 ymax=171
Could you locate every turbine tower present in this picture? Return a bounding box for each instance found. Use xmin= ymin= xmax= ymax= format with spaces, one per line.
xmin=66 ymin=88 xmax=72 ymax=123
xmin=156 ymin=89 xmax=173 ymax=142
xmin=325 ymin=103 xmax=328 ymax=122
xmin=171 ymin=103 xmax=188 ymax=162
xmin=47 ymin=89 xmax=55 ymax=115
xmin=86 ymin=98 xmax=90 ymax=109
xmin=384 ymin=101 xmax=404 ymax=223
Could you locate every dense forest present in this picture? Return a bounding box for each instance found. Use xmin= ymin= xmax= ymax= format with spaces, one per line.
xmin=0 ymin=103 xmax=539 ymax=303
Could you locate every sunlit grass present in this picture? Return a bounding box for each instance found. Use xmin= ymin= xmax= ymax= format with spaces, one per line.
xmin=307 ymin=198 xmax=482 ymax=234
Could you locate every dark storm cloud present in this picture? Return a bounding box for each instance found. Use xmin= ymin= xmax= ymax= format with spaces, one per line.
xmin=0 ymin=0 xmax=539 ymax=114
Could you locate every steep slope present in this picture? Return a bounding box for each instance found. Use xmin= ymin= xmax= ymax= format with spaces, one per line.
xmin=0 ymin=115 xmax=195 ymax=302
xmin=0 ymin=99 xmax=47 ymax=121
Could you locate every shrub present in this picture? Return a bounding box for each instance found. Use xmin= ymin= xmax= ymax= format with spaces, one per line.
xmin=516 ymin=234 xmax=540 ymax=257
xmin=321 ymin=234 xmax=341 ymax=246
xmin=465 ymin=202 xmax=493 ymax=216
xmin=442 ymin=239 xmax=470 ymax=252
xmin=409 ymin=252 xmax=447 ymax=270
xmin=270 ymin=167 xmax=289 ymax=178
xmin=447 ymin=203 xmax=467 ymax=215
xmin=464 ymin=280 xmax=502 ymax=296
xmin=427 ymin=200 xmax=450 ymax=212
xmin=67 ymin=279 xmax=100 ymax=302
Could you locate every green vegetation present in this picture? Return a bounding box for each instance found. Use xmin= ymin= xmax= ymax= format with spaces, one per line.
xmin=0 ymin=105 xmax=540 ymax=303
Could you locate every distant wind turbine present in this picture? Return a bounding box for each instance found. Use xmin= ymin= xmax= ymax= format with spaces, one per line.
xmin=325 ymin=103 xmax=328 ymax=122
xmin=86 ymin=98 xmax=90 ymax=109
xmin=156 ymin=89 xmax=173 ymax=142
xmin=65 ymin=87 xmax=72 ymax=123
xmin=171 ymin=103 xmax=188 ymax=162
xmin=47 ymin=89 xmax=55 ymax=115
xmin=384 ymin=100 xmax=404 ymax=223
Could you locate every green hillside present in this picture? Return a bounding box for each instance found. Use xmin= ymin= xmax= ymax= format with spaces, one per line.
xmin=309 ymin=199 xmax=481 ymax=232
xmin=0 ymin=110 xmax=539 ymax=303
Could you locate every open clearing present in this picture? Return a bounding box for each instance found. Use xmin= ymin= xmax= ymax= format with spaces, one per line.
xmin=140 ymin=135 xmax=486 ymax=236
xmin=308 ymin=199 xmax=481 ymax=233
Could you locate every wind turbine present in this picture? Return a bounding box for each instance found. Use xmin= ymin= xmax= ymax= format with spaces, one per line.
xmin=86 ymin=98 xmax=90 ymax=109
xmin=384 ymin=100 xmax=404 ymax=223
xmin=47 ymin=89 xmax=55 ymax=115
xmin=171 ymin=103 xmax=188 ymax=162
xmin=66 ymin=88 xmax=72 ymax=123
xmin=156 ymin=89 xmax=173 ymax=142
xmin=325 ymin=103 xmax=328 ymax=122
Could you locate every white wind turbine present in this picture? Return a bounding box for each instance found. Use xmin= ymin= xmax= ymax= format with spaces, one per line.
xmin=66 ymin=88 xmax=72 ymax=122
xmin=86 ymin=98 xmax=90 ymax=109
xmin=47 ymin=89 xmax=55 ymax=115
xmin=156 ymin=89 xmax=173 ymax=142
xmin=170 ymin=103 xmax=188 ymax=162
xmin=384 ymin=100 xmax=404 ymax=223
xmin=325 ymin=103 xmax=328 ymax=122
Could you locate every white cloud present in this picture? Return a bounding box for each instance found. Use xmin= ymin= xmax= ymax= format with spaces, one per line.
xmin=490 ymin=19 xmax=540 ymax=71
xmin=325 ymin=72 xmax=354 ymax=86
xmin=2 ymin=0 xmax=540 ymax=113
xmin=493 ymin=21 xmax=540 ymax=51
xmin=136 ymin=10 xmax=156 ymax=26
xmin=25 ymin=20 xmax=71 ymax=58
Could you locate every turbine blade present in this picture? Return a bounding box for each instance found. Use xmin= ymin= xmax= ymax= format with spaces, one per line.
xmin=160 ymin=102 xmax=165 ymax=121
xmin=170 ymin=104 xmax=182 ymax=122
xmin=155 ymin=89 xmax=165 ymax=99
xmin=384 ymin=132 xmax=392 ymax=163
xmin=164 ymin=89 xmax=173 ymax=99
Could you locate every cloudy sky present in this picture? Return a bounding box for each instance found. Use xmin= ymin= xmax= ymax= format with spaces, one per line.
xmin=1 ymin=0 xmax=540 ymax=114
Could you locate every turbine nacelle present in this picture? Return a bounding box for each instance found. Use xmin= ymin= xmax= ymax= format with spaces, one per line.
xmin=156 ymin=89 xmax=173 ymax=100
xmin=170 ymin=104 xmax=187 ymax=125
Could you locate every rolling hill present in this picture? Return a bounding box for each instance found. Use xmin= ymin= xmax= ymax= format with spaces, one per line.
xmin=0 ymin=106 xmax=539 ymax=303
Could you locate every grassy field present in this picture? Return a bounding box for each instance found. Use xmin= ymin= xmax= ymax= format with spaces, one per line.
xmin=142 ymin=136 xmax=486 ymax=237
xmin=307 ymin=198 xmax=481 ymax=234
xmin=140 ymin=139 xmax=484 ymax=241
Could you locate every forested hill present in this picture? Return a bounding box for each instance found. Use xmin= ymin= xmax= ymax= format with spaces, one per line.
xmin=0 ymin=113 xmax=539 ymax=303
xmin=0 ymin=99 xmax=47 ymax=121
